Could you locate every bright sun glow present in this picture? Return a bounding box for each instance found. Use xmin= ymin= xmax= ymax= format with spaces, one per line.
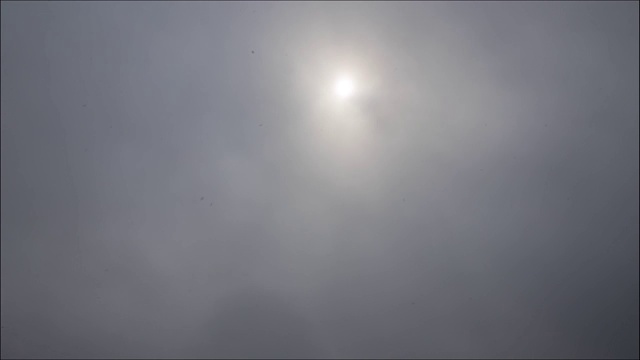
xmin=334 ymin=76 xmax=355 ymax=99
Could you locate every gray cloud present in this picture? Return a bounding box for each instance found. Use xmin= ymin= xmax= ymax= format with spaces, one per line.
xmin=2 ymin=2 xmax=638 ymax=358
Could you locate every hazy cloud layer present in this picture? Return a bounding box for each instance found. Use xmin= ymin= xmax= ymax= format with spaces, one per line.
xmin=2 ymin=2 xmax=638 ymax=358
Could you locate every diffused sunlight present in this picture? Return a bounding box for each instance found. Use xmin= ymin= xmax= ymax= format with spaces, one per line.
xmin=334 ymin=76 xmax=355 ymax=99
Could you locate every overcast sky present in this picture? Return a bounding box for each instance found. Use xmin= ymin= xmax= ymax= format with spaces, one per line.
xmin=1 ymin=2 xmax=638 ymax=359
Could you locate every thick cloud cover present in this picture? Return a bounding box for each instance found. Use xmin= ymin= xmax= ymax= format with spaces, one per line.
xmin=1 ymin=2 xmax=638 ymax=358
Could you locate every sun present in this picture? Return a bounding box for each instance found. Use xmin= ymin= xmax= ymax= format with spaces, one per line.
xmin=334 ymin=76 xmax=355 ymax=99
